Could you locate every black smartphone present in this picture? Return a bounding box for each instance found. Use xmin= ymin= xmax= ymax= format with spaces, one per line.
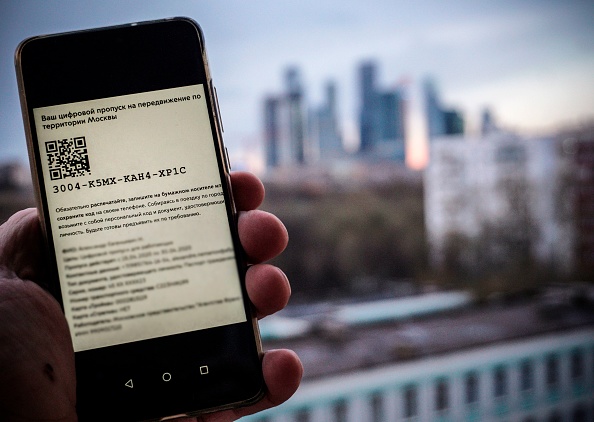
xmin=15 ymin=18 xmax=265 ymax=421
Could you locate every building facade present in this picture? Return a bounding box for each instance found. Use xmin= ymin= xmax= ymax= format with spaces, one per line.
xmin=248 ymin=330 xmax=594 ymax=422
xmin=571 ymin=128 xmax=594 ymax=280
xmin=245 ymin=290 xmax=594 ymax=422
xmin=423 ymin=132 xmax=573 ymax=275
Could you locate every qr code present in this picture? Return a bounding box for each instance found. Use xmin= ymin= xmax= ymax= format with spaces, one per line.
xmin=45 ymin=137 xmax=91 ymax=180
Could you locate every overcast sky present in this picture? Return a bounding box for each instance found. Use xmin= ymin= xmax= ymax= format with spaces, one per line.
xmin=1 ymin=0 xmax=593 ymax=169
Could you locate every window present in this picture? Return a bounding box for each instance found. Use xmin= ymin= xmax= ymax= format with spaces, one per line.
xmin=572 ymin=404 xmax=587 ymax=422
xmin=571 ymin=349 xmax=584 ymax=380
xmin=494 ymin=366 xmax=507 ymax=398
xmin=333 ymin=400 xmax=347 ymax=422
xmin=294 ymin=409 xmax=310 ymax=422
xmin=371 ymin=392 xmax=384 ymax=422
xmin=520 ymin=360 xmax=534 ymax=392
xmin=546 ymin=355 xmax=559 ymax=389
xmin=496 ymin=144 xmax=527 ymax=163
xmin=548 ymin=410 xmax=563 ymax=422
xmin=403 ymin=385 xmax=418 ymax=418
xmin=435 ymin=379 xmax=449 ymax=411
xmin=465 ymin=371 xmax=479 ymax=404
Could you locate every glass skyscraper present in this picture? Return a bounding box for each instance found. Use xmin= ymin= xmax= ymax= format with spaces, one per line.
xmin=358 ymin=61 xmax=407 ymax=163
xmin=423 ymin=77 xmax=464 ymax=141
xmin=264 ymin=67 xmax=307 ymax=168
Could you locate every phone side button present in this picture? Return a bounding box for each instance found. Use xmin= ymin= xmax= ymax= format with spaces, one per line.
xmin=213 ymin=86 xmax=224 ymax=133
xmin=224 ymin=148 xmax=231 ymax=171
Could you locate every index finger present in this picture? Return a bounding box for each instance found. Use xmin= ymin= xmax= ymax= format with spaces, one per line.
xmin=230 ymin=171 xmax=265 ymax=211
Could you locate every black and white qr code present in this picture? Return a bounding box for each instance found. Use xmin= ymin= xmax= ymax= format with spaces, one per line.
xmin=45 ymin=136 xmax=91 ymax=180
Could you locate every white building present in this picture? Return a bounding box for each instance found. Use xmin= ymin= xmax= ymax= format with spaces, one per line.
xmin=423 ymin=132 xmax=573 ymax=274
xmin=249 ymin=330 xmax=593 ymax=422
xmin=244 ymin=289 xmax=594 ymax=422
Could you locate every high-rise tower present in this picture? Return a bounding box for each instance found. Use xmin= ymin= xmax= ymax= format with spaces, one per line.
xmin=358 ymin=61 xmax=407 ymax=162
xmin=309 ymin=81 xmax=343 ymax=160
xmin=264 ymin=67 xmax=307 ymax=168
xmin=423 ymin=77 xmax=464 ymax=142
xmin=359 ymin=61 xmax=378 ymax=153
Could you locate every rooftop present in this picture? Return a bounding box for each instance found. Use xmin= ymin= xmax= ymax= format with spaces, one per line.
xmin=260 ymin=285 xmax=594 ymax=380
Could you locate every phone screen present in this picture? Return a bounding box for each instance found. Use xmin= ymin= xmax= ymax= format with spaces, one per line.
xmin=32 ymin=84 xmax=246 ymax=352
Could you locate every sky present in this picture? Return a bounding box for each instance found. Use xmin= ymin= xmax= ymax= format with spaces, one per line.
xmin=1 ymin=0 xmax=593 ymax=171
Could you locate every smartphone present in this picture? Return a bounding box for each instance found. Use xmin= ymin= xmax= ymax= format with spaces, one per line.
xmin=15 ymin=18 xmax=264 ymax=421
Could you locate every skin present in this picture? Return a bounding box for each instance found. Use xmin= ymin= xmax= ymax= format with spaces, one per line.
xmin=0 ymin=171 xmax=303 ymax=422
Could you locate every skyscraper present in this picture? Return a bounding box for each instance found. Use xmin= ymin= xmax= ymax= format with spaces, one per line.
xmin=285 ymin=67 xmax=306 ymax=164
xmin=357 ymin=61 xmax=407 ymax=163
xmin=423 ymin=77 xmax=464 ymax=141
xmin=444 ymin=109 xmax=464 ymax=135
xmin=264 ymin=96 xmax=281 ymax=168
xmin=309 ymin=81 xmax=343 ymax=160
xmin=377 ymin=89 xmax=406 ymax=162
xmin=264 ymin=67 xmax=307 ymax=168
xmin=480 ymin=108 xmax=497 ymax=135
xmin=423 ymin=78 xmax=446 ymax=141
xmin=359 ymin=61 xmax=378 ymax=153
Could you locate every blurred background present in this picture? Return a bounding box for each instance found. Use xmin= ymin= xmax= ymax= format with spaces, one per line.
xmin=1 ymin=1 xmax=593 ymax=421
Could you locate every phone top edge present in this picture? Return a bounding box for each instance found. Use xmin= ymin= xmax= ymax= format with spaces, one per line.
xmin=15 ymin=17 xmax=205 ymax=62
xmin=17 ymin=18 xmax=209 ymax=110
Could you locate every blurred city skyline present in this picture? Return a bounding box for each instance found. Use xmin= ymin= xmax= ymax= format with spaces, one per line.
xmin=1 ymin=0 xmax=593 ymax=171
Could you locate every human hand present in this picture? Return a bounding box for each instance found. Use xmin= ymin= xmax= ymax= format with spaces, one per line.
xmin=0 ymin=171 xmax=302 ymax=422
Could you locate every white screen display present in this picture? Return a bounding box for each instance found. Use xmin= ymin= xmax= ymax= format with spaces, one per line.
xmin=33 ymin=85 xmax=246 ymax=352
